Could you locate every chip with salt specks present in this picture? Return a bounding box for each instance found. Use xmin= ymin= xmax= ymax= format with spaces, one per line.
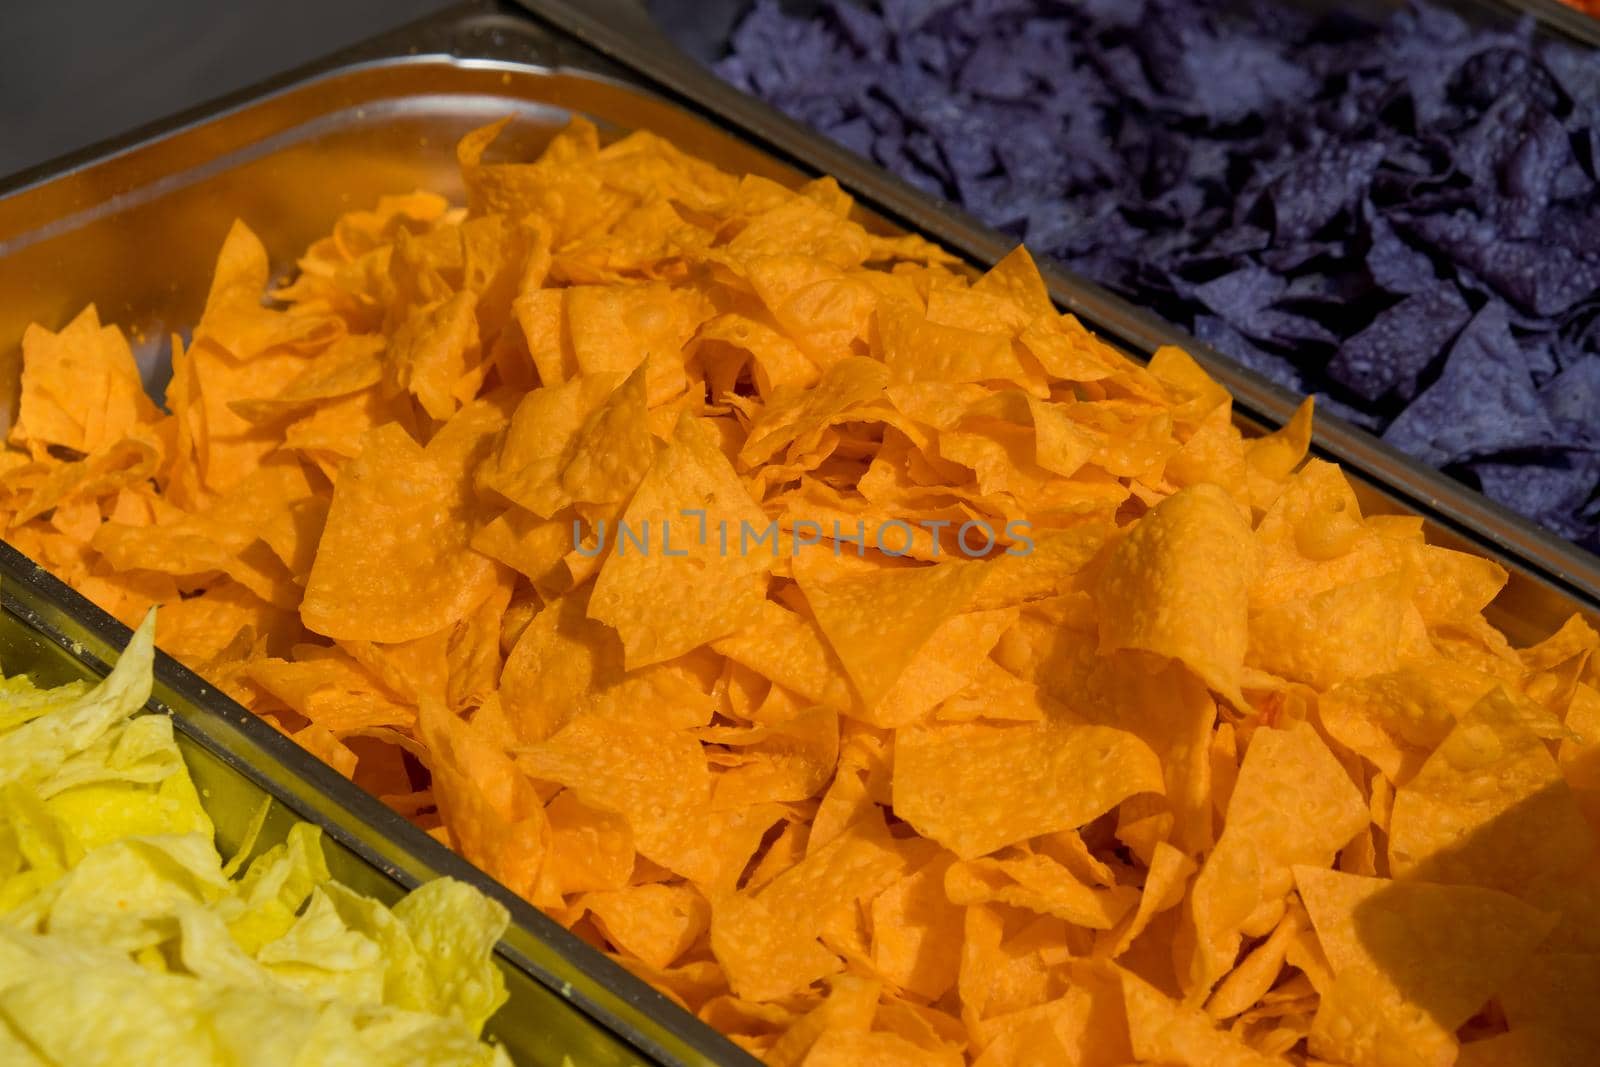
xmin=1296 ymin=866 xmax=1555 ymax=1030
xmin=588 ymin=411 xmax=772 ymax=668
xmin=893 ymin=714 xmax=1163 ymax=860
xmin=1388 ymin=686 xmax=1595 ymax=894
xmin=1177 ymin=721 xmax=1366 ymax=997
xmin=1093 ymin=482 xmax=1255 ymax=709
xmin=300 ymin=421 xmax=499 ymax=644
xmin=793 ymin=554 xmax=991 ymax=711
xmin=6 ymin=112 xmax=1596 ymax=1065
xmin=10 ymin=306 xmax=160 ymax=461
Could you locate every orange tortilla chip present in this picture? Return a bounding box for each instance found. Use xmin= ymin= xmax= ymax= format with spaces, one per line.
xmin=1247 ymin=568 xmax=1414 ymax=689
xmin=869 ymin=855 xmax=964 ymax=1001
xmin=893 ymin=715 xmax=1162 ymax=859
xmin=583 ymin=882 xmax=711 ymax=970
xmin=794 ymin=556 xmax=991 ymax=711
xmin=418 ymin=697 xmax=547 ymax=899
xmin=1296 ymin=866 xmax=1555 ymax=1033
xmin=11 ymin=306 xmax=159 ymax=459
xmin=385 ymin=290 xmax=481 ymax=420
xmin=1177 ymin=721 xmax=1366 ymax=996
xmin=588 ymin=413 xmax=772 ymax=668
xmin=945 ymin=853 xmax=1140 ymax=930
xmin=301 ymin=422 xmax=498 ymax=642
xmin=516 ymin=711 xmax=711 ymax=882
xmin=1388 ymin=687 xmax=1594 ymax=892
xmin=1118 ymin=965 xmax=1282 ymax=1066
xmin=1093 ymin=483 xmax=1255 ymax=708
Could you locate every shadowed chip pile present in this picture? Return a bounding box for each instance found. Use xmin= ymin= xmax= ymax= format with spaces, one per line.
xmin=706 ymin=0 xmax=1600 ymax=552
xmin=2 ymin=118 xmax=1599 ymax=1064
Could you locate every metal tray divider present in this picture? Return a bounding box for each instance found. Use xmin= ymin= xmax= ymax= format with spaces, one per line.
xmin=0 ymin=538 xmax=759 ymax=1067
xmin=509 ymin=0 xmax=1600 ymax=618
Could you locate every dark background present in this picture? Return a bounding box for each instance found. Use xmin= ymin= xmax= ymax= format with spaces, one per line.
xmin=0 ymin=0 xmax=454 ymax=178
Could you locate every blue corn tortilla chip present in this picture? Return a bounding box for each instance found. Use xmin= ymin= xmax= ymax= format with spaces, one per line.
xmin=1327 ymin=285 xmax=1471 ymax=404
xmin=701 ymin=0 xmax=1600 ymax=549
xmin=1542 ymin=356 xmax=1600 ymax=450
xmin=1474 ymin=454 xmax=1600 ymax=552
xmin=1383 ymin=302 xmax=1558 ymax=467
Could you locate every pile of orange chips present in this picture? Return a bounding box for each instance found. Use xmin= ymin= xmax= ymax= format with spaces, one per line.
xmin=3 ymin=117 xmax=1599 ymax=1066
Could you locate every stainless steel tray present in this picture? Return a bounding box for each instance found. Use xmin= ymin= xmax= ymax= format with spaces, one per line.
xmin=512 ymin=0 xmax=1600 ymax=641
xmin=0 ymin=539 xmax=727 ymax=1066
xmin=0 ymin=7 xmax=777 ymax=1065
xmin=0 ymin=2 xmax=1595 ymax=1064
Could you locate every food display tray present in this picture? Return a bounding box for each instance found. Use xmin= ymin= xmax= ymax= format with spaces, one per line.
xmin=511 ymin=0 xmax=1600 ymax=643
xmin=0 ymin=6 xmax=785 ymax=1064
xmin=0 ymin=2 xmax=1595 ymax=1064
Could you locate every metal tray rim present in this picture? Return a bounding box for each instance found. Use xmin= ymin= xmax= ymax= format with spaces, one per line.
xmin=509 ymin=0 xmax=1600 ymax=618
xmin=0 ymin=8 xmax=771 ymax=1065
xmin=0 ymin=2 xmax=1594 ymax=1062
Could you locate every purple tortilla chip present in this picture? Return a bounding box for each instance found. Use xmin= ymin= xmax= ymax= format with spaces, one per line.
xmin=1404 ymin=212 xmax=1600 ymax=318
xmin=1363 ymin=211 xmax=1438 ymax=295
xmin=1265 ymin=142 xmax=1387 ymax=242
xmin=1327 ymin=284 xmax=1470 ymax=403
xmin=1543 ymin=355 xmax=1600 ymax=447
xmin=1193 ymin=315 xmax=1305 ymax=393
xmin=1474 ymin=454 xmax=1600 ymax=549
xmin=705 ymin=0 xmax=1600 ymax=551
xmin=1382 ymin=301 xmax=1558 ymax=467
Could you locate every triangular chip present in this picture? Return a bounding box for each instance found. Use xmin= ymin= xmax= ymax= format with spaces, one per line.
xmin=588 ymin=413 xmax=772 ymax=667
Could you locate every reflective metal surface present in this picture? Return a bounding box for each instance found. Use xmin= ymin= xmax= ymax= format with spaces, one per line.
xmin=0 ymin=7 xmax=779 ymax=1065
xmin=0 ymin=540 xmax=676 ymax=1066
xmin=510 ymin=0 xmax=1600 ymax=644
